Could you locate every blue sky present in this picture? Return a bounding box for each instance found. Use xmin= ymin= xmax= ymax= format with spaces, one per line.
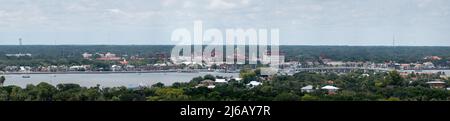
xmin=0 ymin=0 xmax=449 ymax=46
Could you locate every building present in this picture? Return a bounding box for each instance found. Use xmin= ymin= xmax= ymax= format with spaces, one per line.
xmin=423 ymin=62 xmax=435 ymax=69
xmin=120 ymin=59 xmax=129 ymax=65
xmin=111 ymin=65 xmax=122 ymax=71
xmin=96 ymin=52 xmax=121 ymax=61
xmin=426 ymin=80 xmax=446 ymax=89
xmin=247 ymin=81 xmax=262 ymax=88
xmin=234 ymin=78 xmax=243 ymax=82
xmin=326 ymin=61 xmax=345 ymax=67
xmin=260 ymin=67 xmax=278 ymax=78
xmin=321 ymin=85 xmax=339 ymax=94
xmin=440 ymin=75 xmax=448 ymax=80
xmin=196 ymin=80 xmax=216 ymax=89
xmin=215 ymin=79 xmax=228 ymax=83
xmin=5 ymin=53 xmax=32 ymax=57
xmin=82 ymin=52 xmax=92 ymax=59
xmin=301 ymin=85 xmax=314 ymax=93
xmin=424 ymin=56 xmax=442 ymax=61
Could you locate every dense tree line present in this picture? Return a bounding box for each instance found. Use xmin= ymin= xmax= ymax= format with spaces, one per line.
xmin=1 ymin=45 xmax=450 ymax=67
xmin=282 ymin=46 xmax=450 ymax=63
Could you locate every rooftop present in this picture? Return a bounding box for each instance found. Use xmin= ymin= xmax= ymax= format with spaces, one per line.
xmin=301 ymin=85 xmax=314 ymax=90
xmin=321 ymin=85 xmax=339 ymax=90
xmin=426 ymin=80 xmax=446 ymax=84
xmin=215 ymin=79 xmax=227 ymax=83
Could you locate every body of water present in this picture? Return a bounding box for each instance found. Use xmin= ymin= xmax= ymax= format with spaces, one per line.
xmin=398 ymin=70 xmax=450 ymax=75
xmin=2 ymin=72 xmax=239 ymax=88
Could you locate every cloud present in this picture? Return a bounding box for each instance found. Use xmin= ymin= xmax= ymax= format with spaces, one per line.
xmin=162 ymin=0 xmax=176 ymax=7
xmin=0 ymin=0 xmax=449 ymax=45
xmin=206 ymin=0 xmax=237 ymax=10
xmin=183 ymin=1 xmax=195 ymax=8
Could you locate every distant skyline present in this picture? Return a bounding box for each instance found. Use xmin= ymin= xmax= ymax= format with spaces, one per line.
xmin=0 ymin=0 xmax=450 ymax=46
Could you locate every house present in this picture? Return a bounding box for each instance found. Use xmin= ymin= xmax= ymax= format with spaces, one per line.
xmin=207 ymin=85 xmax=216 ymax=89
xmin=423 ymin=62 xmax=435 ymax=69
xmin=196 ymin=80 xmax=215 ymax=88
xmin=111 ymin=65 xmax=122 ymax=71
xmin=96 ymin=52 xmax=121 ymax=61
xmin=361 ymin=74 xmax=370 ymax=77
xmin=247 ymin=81 xmax=262 ymax=88
xmin=439 ymin=75 xmax=448 ymax=79
xmin=260 ymin=67 xmax=278 ymax=78
xmin=321 ymin=85 xmax=339 ymax=94
xmin=326 ymin=61 xmax=345 ymax=67
xmin=234 ymin=78 xmax=243 ymax=82
xmin=215 ymin=79 xmax=227 ymax=83
xmin=400 ymin=64 xmax=410 ymax=70
xmin=426 ymin=80 xmax=446 ymax=89
xmin=301 ymin=85 xmax=314 ymax=93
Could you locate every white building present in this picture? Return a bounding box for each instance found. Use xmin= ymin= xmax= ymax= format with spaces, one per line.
xmin=234 ymin=78 xmax=243 ymax=82
xmin=321 ymin=85 xmax=340 ymax=94
xmin=423 ymin=62 xmax=435 ymax=69
xmin=247 ymin=81 xmax=262 ymax=88
xmin=215 ymin=79 xmax=228 ymax=83
xmin=82 ymin=52 xmax=92 ymax=59
xmin=301 ymin=85 xmax=314 ymax=93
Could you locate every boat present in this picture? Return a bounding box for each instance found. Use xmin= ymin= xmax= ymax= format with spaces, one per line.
xmin=22 ymin=75 xmax=31 ymax=78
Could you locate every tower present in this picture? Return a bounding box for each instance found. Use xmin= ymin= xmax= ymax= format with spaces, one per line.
xmin=19 ymin=38 xmax=23 ymax=46
xmin=392 ymin=34 xmax=395 ymax=47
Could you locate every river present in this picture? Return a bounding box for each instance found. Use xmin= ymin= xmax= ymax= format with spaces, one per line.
xmin=2 ymin=72 xmax=239 ymax=88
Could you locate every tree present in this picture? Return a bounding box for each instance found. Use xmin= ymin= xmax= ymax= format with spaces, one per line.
xmin=301 ymin=94 xmax=319 ymax=101
xmin=152 ymin=82 xmax=165 ymax=88
xmin=387 ymin=71 xmax=404 ymax=86
xmin=0 ymin=89 xmax=8 ymax=101
xmin=385 ymin=97 xmax=401 ymax=101
xmin=0 ymin=76 xmax=5 ymax=86
xmin=147 ymin=88 xmax=189 ymax=101
xmin=204 ymin=74 xmax=216 ymax=81
xmin=240 ymin=69 xmax=257 ymax=84
xmin=35 ymin=82 xmax=57 ymax=101
xmin=274 ymin=92 xmax=300 ymax=101
xmin=190 ymin=76 xmax=204 ymax=84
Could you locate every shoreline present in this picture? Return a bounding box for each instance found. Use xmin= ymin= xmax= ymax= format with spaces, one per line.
xmin=2 ymin=71 xmax=239 ymax=75
xmin=2 ymin=69 xmax=450 ymax=75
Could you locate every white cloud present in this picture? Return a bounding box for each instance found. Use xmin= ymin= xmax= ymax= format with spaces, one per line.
xmin=183 ymin=1 xmax=195 ymax=8
xmin=162 ymin=0 xmax=176 ymax=7
xmin=0 ymin=0 xmax=449 ymax=45
xmin=207 ymin=0 xmax=237 ymax=10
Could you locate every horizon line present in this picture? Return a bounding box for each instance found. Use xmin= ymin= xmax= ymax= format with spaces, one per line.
xmin=0 ymin=44 xmax=450 ymax=47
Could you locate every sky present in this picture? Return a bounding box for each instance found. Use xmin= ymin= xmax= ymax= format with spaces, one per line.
xmin=0 ymin=0 xmax=449 ymax=46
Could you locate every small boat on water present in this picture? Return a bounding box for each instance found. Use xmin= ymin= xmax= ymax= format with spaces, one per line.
xmin=22 ymin=75 xmax=31 ymax=78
